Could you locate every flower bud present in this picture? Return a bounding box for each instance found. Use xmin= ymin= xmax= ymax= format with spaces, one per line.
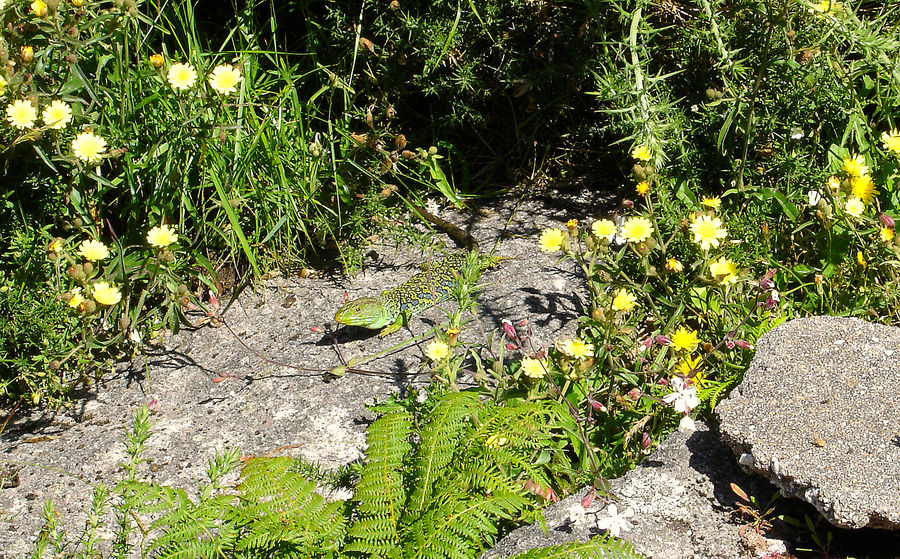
xmin=734 ymin=340 xmax=754 ymax=350
xmin=588 ymin=395 xmax=607 ymax=412
xmin=82 ymin=261 xmax=93 ymax=275
xmin=759 ymin=268 xmax=776 ymax=290
xmin=20 ymin=46 xmax=33 ymax=63
xmin=879 ymin=213 xmax=895 ymax=229
xmin=446 ymin=328 xmax=460 ymax=346
xmin=502 ymin=320 xmax=517 ymax=340
xmin=626 ymin=388 xmax=642 ymax=401
xmin=118 ymin=316 xmax=130 ymax=331
xmin=49 ymin=360 xmax=61 ymax=371
xmin=641 ymin=432 xmax=652 ymax=449
xmin=149 ymin=53 xmax=164 ymax=69
xmin=82 ymin=300 xmax=96 ymax=314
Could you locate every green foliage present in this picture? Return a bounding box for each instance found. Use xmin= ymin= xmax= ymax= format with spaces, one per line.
xmin=508 ymin=536 xmax=645 ymax=559
xmin=33 ymin=392 xmax=576 ymax=559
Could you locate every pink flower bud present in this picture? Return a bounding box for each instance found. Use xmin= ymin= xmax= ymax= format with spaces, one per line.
xmin=725 ymin=339 xmax=735 ymax=349
xmin=658 ymin=377 xmax=669 ymax=386
xmin=502 ymin=320 xmax=518 ymax=340
xmin=588 ymin=396 xmax=607 ymax=412
xmin=581 ymin=490 xmax=596 ymax=508
xmin=626 ymin=388 xmax=642 ymax=401
xmin=880 ymin=213 xmax=896 ymax=229
xmin=759 ymin=268 xmax=776 ymax=290
xmin=656 ymin=335 xmax=671 ymax=345
xmin=765 ymin=290 xmax=780 ymax=309
xmin=641 ymin=432 xmax=652 ymax=449
xmin=641 ymin=338 xmax=653 ymax=349
xmin=735 ymin=339 xmax=754 ymax=350
xmin=505 ymin=343 xmax=518 ymax=351
xmin=623 ymin=199 xmax=634 ymax=208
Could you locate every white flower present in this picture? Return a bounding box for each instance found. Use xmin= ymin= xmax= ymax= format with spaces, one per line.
xmin=613 ymin=215 xmax=626 ymax=246
xmin=596 ymin=504 xmax=634 ymax=538
xmin=662 ymin=377 xmax=699 ymax=414
xmin=678 ymin=415 xmax=697 ymax=433
xmin=566 ymin=502 xmax=588 ymax=526
xmin=807 ymin=190 xmax=822 ymax=206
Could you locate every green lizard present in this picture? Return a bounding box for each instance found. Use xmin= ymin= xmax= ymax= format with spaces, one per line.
xmin=334 ymin=205 xmax=482 ymax=337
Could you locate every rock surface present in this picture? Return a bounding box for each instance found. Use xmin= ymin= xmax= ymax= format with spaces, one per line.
xmin=717 ymin=315 xmax=900 ymax=530
xmin=481 ymin=421 xmax=787 ymax=559
xmin=0 ymin=193 xmax=604 ymax=557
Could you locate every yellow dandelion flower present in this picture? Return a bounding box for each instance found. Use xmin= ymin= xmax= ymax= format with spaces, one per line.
xmin=520 ymin=357 xmax=546 ymax=379
xmin=709 ymin=256 xmax=738 ymax=284
xmin=636 ymin=181 xmax=650 ymax=196
xmin=48 ymin=238 xmax=63 ymax=253
xmin=883 ymin=129 xmax=900 ymax=154
xmin=665 ymin=257 xmax=684 ymax=272
xmin=208 ymin=64 xmax=242 ymax=95
xmin=611 ymin=289 xmax=637 ymax=312
xmin=827 ymin=175 xmax=841 ymax=192
xmin=149 ymin=54 xmax=165 ymax=69
xmin=31 ymin=0 xmax=47 ymax=17
xmin=880 ymin=227 xmax=894 ymax=242
xmin=850 ymin=174 xmax=878 ymax=204
xmin=92 ymin=281 xmax=122 ymax=306
xmin=621 ymin=217 xmax=653 ymax=243
xmin=42 ymin=100 xmax=72 ymax=130
xmin=811 ymin=0 xmax=844 ymax=15
xmin=7 ymin=99 xmax=37 ymax=129
xmin=675 ymin=354 xmax=702 ymax=378
xmin=631 ymin=144 xmax=652 ymax=162
xmin=424 ymin=340 xmax=449 ymax=361
xmin=557 ymin=338 xmax=594 ymax=359
xmin=591 ymin=219 xmax=616 ymax=242
xmin=701 ymin=197 xmax=721 ymax=210
xmin=670 ymin=326 xmax=700 ymax=352
xmin=856 ymin=250 xmax=866 ymax=268
xmin=538 ymin=228 xmax=566 ymax=253
xmin=78 ymin=239 xmax=109 ymax=261
xmin=147 ymin=224 xmax=179 ymax=247
xmin=67 ymin=287 xmax=85 ymax=309
xmin=842 ymin=154 xmax=869 ymax=178
xmin=844 ymin=196 xmax=864 ymax=218
xmin=167 ymin=62 xmax=197 ymax=91
xmin=0 ymin=76 xmax=7 ymax=96
xmin=72 ymin=131 xmax=107 ymax=164
xmin=689 ymin=215 xmax=728 ymax=250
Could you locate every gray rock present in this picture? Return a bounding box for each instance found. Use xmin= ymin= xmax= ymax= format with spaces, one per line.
xmin=717 ymin=315 xmax=900 ymax=530
xmin=482 ymin=422 xmax=787 ymax=559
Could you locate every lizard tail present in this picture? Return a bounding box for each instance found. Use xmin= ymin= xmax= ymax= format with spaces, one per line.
xmin=409 ymin=204 xmax=478 ymax=252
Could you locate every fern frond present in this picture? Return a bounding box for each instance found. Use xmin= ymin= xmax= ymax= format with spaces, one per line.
xmin=346 ymin=409 xmax=412 ymax=555
xmin=408 ymin=391 xmax=481 ymax=514
xmin=507 ymin=534 xmax=646 ymax=559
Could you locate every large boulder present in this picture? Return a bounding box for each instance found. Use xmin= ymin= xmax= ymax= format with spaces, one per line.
xmin=718 ymin=315 xmax=900 ymax=530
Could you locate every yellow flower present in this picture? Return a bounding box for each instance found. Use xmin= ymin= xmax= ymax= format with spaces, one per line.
xmin=631 ymin=144 xmax=652 ymax=162
xmin=811 ymin=0 xmax=844 ymax=15
xmin=0 ymin=76 xmax=7 ymax=96
xmin=20 ymin=46 xmax=34 ymax=63
xmin=850 ymin=174 xmax=878 ymax=204
xmin=72 ymin=131 xmax=107 ymax=163
xmin=31 ymin=0 xmax=47 ymax=17
xmin=709 ymin=256 xmax=738 ymax=284
xmin=844 ymin=196 xmax=864 ymax=218
xmin=485 ymin=433 xmax=509 ymax=448
xmin=880 ymin=227 xmax=895 ymax=242
xmin=591 ymin=219 xmax=616 ymax=242
xmin=636 ymin=181 xmax=650 ymax=196
xmin=611 ymin=289 xmax=637 ymax=312
xmin=424 ymin=340 xmax=449 ymax=361
xmin=42 ymin=100 xmax=72 ymax=129
xmin=147 ymin=224 xmax=179 ymax=247
xmin=826 ymin=175 xmax=841 ymax=192
xmin=72 ymin=0 xmax=83 ymax=6
xmin=665 ymin=257 xmax=683 ymax=272
xmin=701 ymin=197 xmax=721 ymax=210
xmin=538 ymin=228 xmax=566 ymax=253
xmin=78 ymin=239 xmax=109 ymax=261
xmin=48 ymin=238 xmax=63 ymax=253
xmin=621 ymin=217 xmax=653 ymax=243
xmin=883 ymin=129 xmax=900 ymax=154
xmin=842 ymin=154 xmax=869 ymax=178
xmin=149 ymin=53 xmax=165 ymax=69
xmin=520 ymin=357 xmax=546 ymax=379
xmin=856 ymin=250 xmax=866 ymax=268
xmin=670 ymin=326 xmax=700 ymax=352
xmin=67 ymin=287 xmax=85 ymax=309
xmin=557 ymin=339 xmax=594 ymax=359
xmin=689 ymin=215 xmax=728 ymax=250
xmin=675 ymin=355 xmax=702 ymax=378
xmin=7 ymin=99 xmax=37 ymax=129
xmin=92 ymin=281 xmax=122 ymax=306
xmin=167 ymin=62 xmax=197 ymax=91
xmin=208 ymin=64 xmax=242 ymax=94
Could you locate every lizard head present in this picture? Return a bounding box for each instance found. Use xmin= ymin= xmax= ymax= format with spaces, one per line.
xmin=334 ymin=296 xmax=393 ymax=330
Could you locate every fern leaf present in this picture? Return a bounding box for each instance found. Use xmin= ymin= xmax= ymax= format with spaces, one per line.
xmin=408 ymin=391 xmax=481 ymax=515
xmin=346 ymin=409 xmax=413 ymax=555
xmin=506 ymin=534 xmax=647 ymax=559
